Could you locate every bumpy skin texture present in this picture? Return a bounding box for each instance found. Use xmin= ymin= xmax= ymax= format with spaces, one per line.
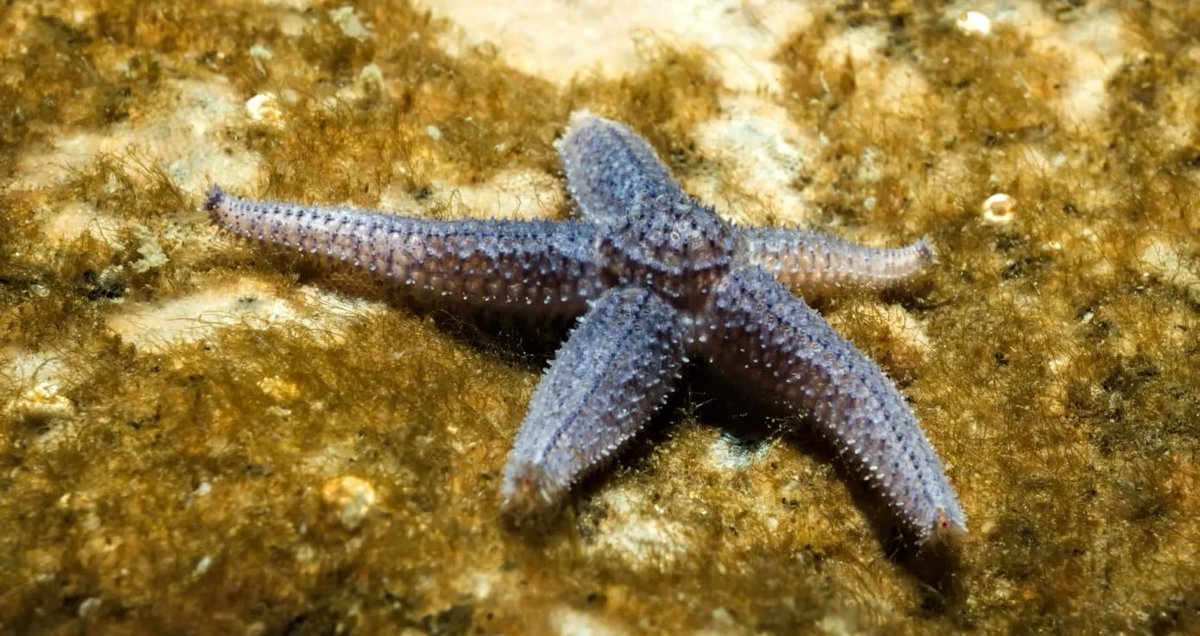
xmin=206 ymin=111 xmax=965 ymax=546
xmin=557 ymin=112 xmax=681 ymax=225
xmin=701 ymin=267 xmax=967 ymax=543
xmin=206 ymin=192 xmax=603 ymax=314
xmin=740 ymin=227 xmax=937 ymax=298
xmin=501 ymin=287 xmax=687 ymax=516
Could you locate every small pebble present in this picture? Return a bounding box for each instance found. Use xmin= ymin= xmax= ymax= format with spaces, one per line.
xmin=956 ymin=11 xmax=992 ymax=36
xmin=245 ymin=93 xmax=282 ymax=125
xmin=981 ymin=193 xmax=1016 ymax=224
xmin=321 ymin=476 xmax=378 ymax=530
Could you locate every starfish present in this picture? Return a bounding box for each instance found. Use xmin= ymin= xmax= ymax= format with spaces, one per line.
xmin=205 ymin=112 xmax=967 ymax=546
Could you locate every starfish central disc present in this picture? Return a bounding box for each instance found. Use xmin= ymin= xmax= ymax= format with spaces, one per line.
xmin=598 ymin=194 xmax=735 ymax=311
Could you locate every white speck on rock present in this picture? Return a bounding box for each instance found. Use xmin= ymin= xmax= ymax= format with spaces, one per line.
xmin=358 ymin=63 xmax=385 ymax=93
xmin=192 ymin=555 xmax=213 ymax=577
xmin=711 ymin=607 xmax=738 ymax=627
xmin=246 ymin=93 xmax=283 ymax=125
xmin=329 ymin=5 xmax=373 ymax=41
xmin=321 ymin=476 xmax=378 ymax=530
xmin=258 ymin=376 xmax=301 ymax=402
xmin=708 ymin=432 xmax=772 ymax=470
xmin=78 ymin=597 xmax=102 ymax=619
xmin=549 ymin=606 xmax=624 ymax=636
xmin=10 ymin=380 xmax=76 ymax=422
xmin=956 ymin=11 xmax=992 ymax=36
xmin=816 ymin=614 xmax=853 ymax=636
xmin=858 ymin=146 xmax=884 ymax=183
xmin=2 ymin=351 xmax=74 ymax=423
xmin=248 ymin=44 xmax=274 ymax=61
xmin=132 ymin=236 xmax=168 ymax=273
xmin=981 ymin=193 xmax=1016 ymax=224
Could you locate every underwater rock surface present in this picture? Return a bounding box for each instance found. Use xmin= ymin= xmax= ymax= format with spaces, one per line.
xmin=1 ymin=1 xmax=1197 ymax=633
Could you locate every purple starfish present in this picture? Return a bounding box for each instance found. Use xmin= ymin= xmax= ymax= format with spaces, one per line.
xmin=205 ymin=112 xmax=967 ymax=546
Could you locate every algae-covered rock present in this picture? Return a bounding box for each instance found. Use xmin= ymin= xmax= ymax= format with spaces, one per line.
xmin=1 ymin=1 xmax=1197 ymax=633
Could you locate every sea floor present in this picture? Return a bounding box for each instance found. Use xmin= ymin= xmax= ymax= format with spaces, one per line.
xmin=1 ymin=1 xmax=1198 ymax=633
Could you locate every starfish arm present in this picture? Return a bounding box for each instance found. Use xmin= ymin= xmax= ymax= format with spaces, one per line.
xmin=500 ymin=286 xmax=687 ymax=519
xmin=699 ymin=265 xmax=966 ymax=546
xmin=206 ymin=186 xmax=603 ymax=312
xmin=738 ymin=227 xmax=936 ymax=298
xmin=557 ymin=111 xmax=685 ymax=222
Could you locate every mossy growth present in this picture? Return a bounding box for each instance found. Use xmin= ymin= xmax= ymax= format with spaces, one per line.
xmin=2 ymin=0 xmax=1199 ymax=634
xmin=774 ymin=2 xmax=1200 ymax=633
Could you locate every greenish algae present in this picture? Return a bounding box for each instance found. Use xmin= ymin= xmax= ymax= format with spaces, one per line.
xmin=1 ymin=1 xmax=1198 ymax=634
